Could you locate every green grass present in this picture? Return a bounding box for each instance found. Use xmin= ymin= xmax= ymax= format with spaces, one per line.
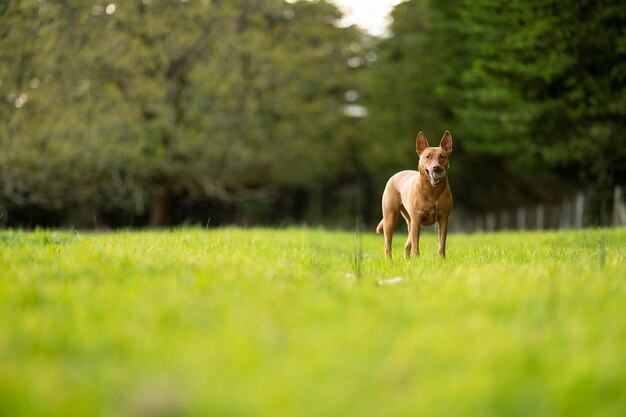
xmin=1 ymin=227 xmax=625 ymax=417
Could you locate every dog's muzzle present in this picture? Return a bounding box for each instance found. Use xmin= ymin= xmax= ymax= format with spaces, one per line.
xmin=433 ymin=169 xmax=447 ymax=179
xmin=425 ymin=166 xmax=446 ymax=186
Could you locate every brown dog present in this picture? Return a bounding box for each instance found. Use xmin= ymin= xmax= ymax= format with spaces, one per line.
xmin=376 ymin=131 xmax=453 ymax=259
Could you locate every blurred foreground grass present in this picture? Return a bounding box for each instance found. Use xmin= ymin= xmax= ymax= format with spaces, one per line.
xmin=1 ymin=227 xmax=625 ymax=417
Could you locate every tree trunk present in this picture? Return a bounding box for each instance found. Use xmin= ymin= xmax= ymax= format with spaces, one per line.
xmin=91 ymin=205 xmax=102 ymax=230
xmin=149 ymin=188 xmax=172 ymax=227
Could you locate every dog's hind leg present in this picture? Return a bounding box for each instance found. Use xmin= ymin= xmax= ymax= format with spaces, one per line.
xmin=382 ymin=213 xmax=398 ymax=259
xmin=381 ymin=196 xmax=401 ymax=259
xmin=400 ymin=206 xmax=412 ymax=259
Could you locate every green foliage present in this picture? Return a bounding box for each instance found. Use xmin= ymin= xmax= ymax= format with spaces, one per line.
xmin=1 ymin=228 xmax=626 ymax=416
xmin=0 ymin=1 xmax=364 ymax=224
xmin=365 ymin=0 xmax=626 ymax=191
xmin=363 ymin=0 xmax=468 ymax=175
xmin=1 ymin=0 xmax=624 ymax=226
xmin=457 ymin=0 xmax=626 ymax=184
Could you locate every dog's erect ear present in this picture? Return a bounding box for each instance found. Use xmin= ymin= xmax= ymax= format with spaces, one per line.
xmin=440 ymin=131 xmax=452 ymax=153
xmin=416 ymin=131 xmax=429 ymax=155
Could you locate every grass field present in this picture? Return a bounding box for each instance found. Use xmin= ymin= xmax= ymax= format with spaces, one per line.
xmin=1 ymin=227 xmax=625 ymax=417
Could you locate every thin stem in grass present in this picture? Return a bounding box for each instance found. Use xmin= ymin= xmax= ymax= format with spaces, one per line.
xmin=598 ymin=236 xmax=606 ymax=270
xmin=582 ymin=232 xmax=592 ymax=255
xmin=353 ymin=216 xmax=363 ymax=280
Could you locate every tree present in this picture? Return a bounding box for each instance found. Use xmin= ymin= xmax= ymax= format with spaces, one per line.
xmin=361 ymin=0 xmax=625 ymax=213
xmin=457 ymin=0 xmax=626 ymax=185
xmin=0 ymin=0 xmax=365 ymax=227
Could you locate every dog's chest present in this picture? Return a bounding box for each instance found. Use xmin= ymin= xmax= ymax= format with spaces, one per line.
xmin=416 ymin=204 xmax=438 ymax=226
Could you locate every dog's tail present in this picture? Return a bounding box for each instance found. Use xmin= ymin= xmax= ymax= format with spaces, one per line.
xmin=376 ymin=220 xmax=384 ymax=234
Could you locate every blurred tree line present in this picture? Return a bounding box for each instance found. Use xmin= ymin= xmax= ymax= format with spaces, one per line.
xmin=364 ymin=0 xmax=626 ymax=214
xmin=1 ymin=0 xmax=624 ymax=228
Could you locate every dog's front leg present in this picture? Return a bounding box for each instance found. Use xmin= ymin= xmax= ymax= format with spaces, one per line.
xmin=409 ymin=220 xmax=421 ymax=258
xmin=438 ymin=216 xmax=448 ymax=258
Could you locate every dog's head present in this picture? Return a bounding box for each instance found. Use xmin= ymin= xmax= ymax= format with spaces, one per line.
xmin=416 ymin=131 xmax=453 ymax=186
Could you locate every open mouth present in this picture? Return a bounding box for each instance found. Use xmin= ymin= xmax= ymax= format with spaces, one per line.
xmin=425 ymin=168 xmax=446 ymax=186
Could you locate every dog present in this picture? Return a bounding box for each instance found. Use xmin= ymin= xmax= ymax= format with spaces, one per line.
xmin=376 ymin=131 xmax=453 ymax=259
